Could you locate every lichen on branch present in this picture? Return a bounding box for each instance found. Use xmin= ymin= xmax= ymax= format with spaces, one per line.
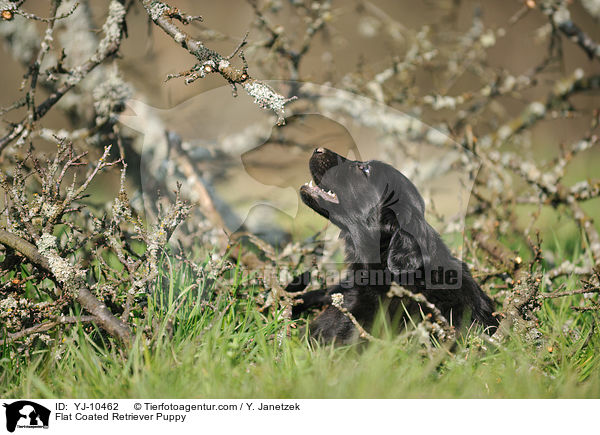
xmin=140 ymin=0 xmax=296 ymax=124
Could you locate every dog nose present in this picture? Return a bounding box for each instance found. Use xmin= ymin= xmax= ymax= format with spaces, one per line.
xmin=314 ymin=147 xmax=325 ymax=154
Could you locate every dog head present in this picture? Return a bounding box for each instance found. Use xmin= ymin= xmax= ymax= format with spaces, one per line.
xmin=300 ymin=147 xmax=430 ymax=266
xmin=301 ymin=147 xmax=424 ymax=225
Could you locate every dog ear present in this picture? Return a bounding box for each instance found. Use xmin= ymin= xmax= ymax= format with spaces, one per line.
xmin=384 ymin=202 xmax=431 ymax=274
xmin=384 ymin=194 xmax=460 ymax=289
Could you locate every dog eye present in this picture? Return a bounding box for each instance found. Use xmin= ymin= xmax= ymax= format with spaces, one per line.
xmin=358 ymin=164 xmax=370 ymax=176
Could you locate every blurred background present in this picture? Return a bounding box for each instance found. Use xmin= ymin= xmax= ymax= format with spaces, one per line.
xmin=1 ymin=0 xmax=599 ymax=250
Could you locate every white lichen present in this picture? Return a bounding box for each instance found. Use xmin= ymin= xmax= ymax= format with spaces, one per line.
xmin=174 ymin=31 xmax=185 ymax=44
xmin=243 ymin=80 xmax=296 ymax=124
xmin=93 ymin=66 xmax=132 ymax=124
xmin=41 ymin=201 xmax=59 ymax=219
xmin=581 ymin=0 xmax=600 ymax=18
xmin=0 ymin=296 xmax=17 ymax=311
xmin=218 ymin=59 xmax=231 ymax=70
xmin=331 ymin=293 xmax=344 ymax=309
xmin=94 ymin=0 xmax=126 ymax=61
xmin=148 ymin=1 xmax=169 ymax=21
xmin=527 ymin=101 xmax=546 ymax=117
xmin=423 ymin=95 xmax=461 ymax=110
xmin=480 ymin=30 xmax=496 ymax=48
xmin=552 ymin=4 xmax=571 ymax=25
xmin=358 ymin=16 xmax=381 ymax=38
xmin=497 ymin=125 xmax=513 ymax=141
xmin=36 ymin=233 xmax=84 ymax=291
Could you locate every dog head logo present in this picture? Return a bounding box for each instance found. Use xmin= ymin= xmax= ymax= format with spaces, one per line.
xmin=119 ymin=81 xmax=480 ymax=272
xmin=3 ymin=401 xmax=50 ymax=432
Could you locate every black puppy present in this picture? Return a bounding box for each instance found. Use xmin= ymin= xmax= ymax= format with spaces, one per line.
xmin=293 ymin=148 xmax=497 ymax=343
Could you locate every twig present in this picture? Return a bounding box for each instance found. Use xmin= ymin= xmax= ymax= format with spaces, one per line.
xmin=474 ymin=232 xmax=541 ymax=343
xmin=0 ymin=229 xmax=131 ymax=344
xmin=552 ymin=12 xmax=600 ymax=61
xmin=540 ymin=287 xmax=600 ymax=299
xmin=140 ymin=0 xmax=295 ymax=123
xmin=571 ymin=305 xmax=600 ymax=312
xmin=1 ymin=315 xmax=94 ymax=345
xmin=164 ymin=131 xmax=228 ymax=232
xmin=0 ymin=0 xmax=128 ymax=151
xmin=330 ymin=293 xmax=378 ymax=342
xmin=10 ymin=1 xmax=79 ymax=23
xmin=386 ymin=285 xmax=450 ymax=330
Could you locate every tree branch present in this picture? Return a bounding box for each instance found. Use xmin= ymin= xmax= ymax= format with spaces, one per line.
xmin=0 ymin=229 xmax=131 ymax=344
xmin=1 ymin=315 xmax=95 ymax=345
xmin=139 ymin=0 xmax=295 ymax=123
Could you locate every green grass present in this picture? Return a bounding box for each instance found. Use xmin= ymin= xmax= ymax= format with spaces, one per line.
xmin=1 ymin=250 xmax=599 ymax=399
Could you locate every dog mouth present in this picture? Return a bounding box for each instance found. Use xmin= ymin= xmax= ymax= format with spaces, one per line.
xmin=301 ymin=179 xmax=339 ymax=204
xmin=300 ymin=147 xmax=344 ymax=207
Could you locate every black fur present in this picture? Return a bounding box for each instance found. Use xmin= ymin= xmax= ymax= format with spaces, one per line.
xmin=293 ymin=147 xmax=498 ymax=343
